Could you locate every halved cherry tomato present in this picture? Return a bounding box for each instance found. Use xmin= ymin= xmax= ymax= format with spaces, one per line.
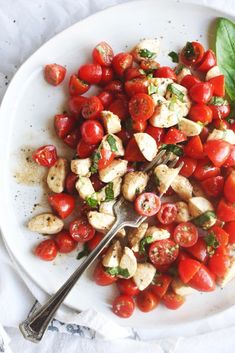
xmin=117 ymin=278 xmax=139 ymax=296
xmin=124 ymin=67 xmax=144 ymax=81
xmin=76 ymin=139 xmax=97 ymax=158
xmin=93 ymin=261 xmax=117 ymax=286
xmin=98 ymin=148 xmax=115 ymax=170
xmin=150 ymin=274 xmax=172 ymax=298
xmin=217 ymin=198 xmax=235 ymax=222
xmin=140 ymin=60 xmax=159 ymax=71
xmin=189 ymin=104 xmax=213 ymax=124
xmin=184 ymin=136 xmax=204 ymax=159
xmin=92 ymin=42 xmax=114 ymax=67
xmin=65 ymin=172 xmax=77 ymax=194
xmin=213 ymin=120 xmax=230 ymax=131
xmin=154 ymin=66 xmax=176 ymax=80
xmin=193 ymin=158 xmax=220 ymax=181
xmin=63 ymin=128 xmax=81 ymax=149
xmin=188 ymin=264 xmax=215 ymax=292
xmin=116 ymin=128 xmax=132 ymax=146
xmin=180 ymin=74 xmax=201 ymax=89
xmin=132 ymin=119 xmax=147 ymax=132
xmin=87 ymin=232 xmax=103 ymax=251
xmin=81 ymin=120 xmax=104 ymax=145
xmin=186 ymin=237 xmax=208 ymax=263
xmin=208 ymin=253 xmax=230 ymax=278
xmin=189 ymin=82 xmax=213 ymax=104
xmin=173 ymin=222 xmax=198 ymax=248
xmin=223 ymin=145 xmax=235 ymax=167
xmin=35 ymin=239 xmax=58 ymax=261
xmin=208 ymin=75 xmax=225 ymax=97
xmin=69 ymin=218 xmax=95 ymax=242
xmin=32 ymin=145 xmax=57 ymax=167
xmin=162 ymin=290 xmax=185 ymax=309
xmin=197 ymin=49 xmax=216 ymax=72
xmin=48 ymin=193 xmax=75 ymax=219
xmin=78 ymin=63 xmax=102 ymax=84
xmin=200 ymin=126 xmax=210 ymax=142
xmin=201 ymin=175 xmax=224 ymax=197
xmin=164 ymin=128 xmax=187 ymax=144
xmin=224 ymin=171 xmax=235 ymax=203
xmin=180 ymin=41 xmax=204 ymax=67
xmin=125 ymin=137 xmax=146 ymax=162
xmin=136 ymin=290 xmax=159 ymax=312
xmin=178 ymin=258 xmax=201 ymax=283
xmin=44 ymin=64 xmax=66 ymax=86
xmin=81 ymin=96 xmax=103 ymax=120
xmin=224 ymin=221 xmax=235 ymax=244
xmin=209 ymin=225 xmax=229 ymax=248
xmin=125 ymin=78 xmax=149 ymax=97
xmin=68 ymin=96 xmax=87 ymax=116
xmin=97 ymin=91 xmax=114 ymax=108
xmin=135 ymin=192 xmax=161 ymax=217
xmin=68 ymin=75 xmax=90 ymax=96
xmin=149 ymin=239 xmax=179 ymax=267
xmin=157 ymin=203 xmax=177 ymax=225
xmin=55 ymin=230 xmax=77 ymax=253
xmin=204 ymin=140 xmax=231 ymax=167
xmin=109 ymin=98 xmax=128 ymax=120
xmin=99 ymin=67 xmax=114 ymax=85
xmin=112 ymin=295 xmax=135 ymax=318
xmin=112 ymin=52 xmax=133 ymax=77
xmin=54 ymin=114 xmax=76 ymax=139
xmin=104 ymin=80 xmax=123 ymax=94
xmin=209 ymin=103 xmax=230 ymax=120
xmin=145 ymin=125 xmax=165 ymax=145
xmin=177 ymin=157 xmax=197 ymax=177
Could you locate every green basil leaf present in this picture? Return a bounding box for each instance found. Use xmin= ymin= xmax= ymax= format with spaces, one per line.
xmin=193 ymin=211 xmax=216 ymax=229
xmin=148 ymin=83 xmax=158 ymax=95
xmin=77 ymin=244 xmax=90 ymax=259
xmin=90 ymin=150 xmax=101 ymax=174
xmin=107 ymin=135 xmax=118 ymax=152
xmin=86 ymin=195 xmax=98 ymax=208
xmin=209 ymin=96 xmax=228 ymax=106
xmin=204 ymin=233 xmax=220 ymax=249
xmin=105 ymin=266 xmax=130 ymax=278
xmin=216 ymin=17 xmax=235 ymax=101
xmin=183 ymin=42 xmax=195 ymax=60
xmin=160 ymin=144 xmax=184 ymax=157
xmin=175 ymin=64 xmax=185 ymax=75
xmin=139 ymin=235 xmax=153 ymax=255
xmin=139 ymin=48 xmax=155 ymax=59
xmin=167 ymin=83 xmax=184 ymax=102
xmin=168 ymin=51 xmax=179 ymax=63
xmin=105 ymin=182 xmax=114 ymax=201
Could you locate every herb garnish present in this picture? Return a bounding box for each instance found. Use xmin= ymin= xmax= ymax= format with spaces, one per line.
xmin=139 ymin=48 xmax=155 ymax=59
xmin=105 ymin=267 xmax=130 ymax=278
xmin=148 ymin=83 xmax=158 ymax=95
xmin=167 ymin=83 xmax=185 ymax=102
xmin=160 ymin=144 xmax=184 ymax=156
xmin=90 ymin=150 xmax=101 ymax=174
xmin=105 ymin=182 xmax=114 ymax=201
xmin=139 ymin=236 xmax=153 ymax=255
xmin=107 ymin=134 xmax=118 ymax=152
xmin=77 ymin=244 xmax=90 ymax=259
xmin=168 ymin=51 xmax=179 ymax=63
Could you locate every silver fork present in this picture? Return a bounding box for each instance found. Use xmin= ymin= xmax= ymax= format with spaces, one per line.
xmin=19 ymin=150 xmax=183 ymax=343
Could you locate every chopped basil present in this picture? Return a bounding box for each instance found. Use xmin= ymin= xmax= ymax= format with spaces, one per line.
xmin=209 ymin=96 xmax=228 ymax=106
xmin=160 ymin=144 xmax=184 ymax=157
xmin=204 ymin=233 xmax=220 ymax=249
xmin=90 ymin=150 xmax=101 ymax=174
xmin=148 ymin=83 xmax=158 ymax=95
xmin=139 ymin=68 xmax=155 ymax=76
xmin=139 ymin=235 xmax=153 ymax=255
xmin=86 ymin=194 xmax=98 ymax=208
xmin=175 ymin=64 xmax=185 ymax=75
xmin=167 ymin=83 xmax=184 ymax=102
xmin=105 ymin=182 xmax=114 ymax=201
xmin=183 ymin=41 xmax=195 ymax=60
xmin=193 ymin=211 xmax=216 ymax=229
xmin=106 ymin=266 xmax=130 ymax=278
xmin=107 ymin=134 xmax=118 ymax=152
xmin=168 ymin=51 xmax=179 ymax=63
xmin=139 ymin=48 xmax=155 ymax=59
xmin=77 ymin=244 xmax=90 ymax=259
xmin=135 ymin=187 xmax=140 ymax=195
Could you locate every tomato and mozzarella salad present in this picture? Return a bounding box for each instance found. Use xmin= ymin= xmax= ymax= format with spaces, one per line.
xmin=28 ymin=38 xmax=235 ymax=318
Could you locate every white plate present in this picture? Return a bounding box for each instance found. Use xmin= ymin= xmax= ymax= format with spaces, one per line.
xmin=1 ymin=0 xmax=235 ymax=329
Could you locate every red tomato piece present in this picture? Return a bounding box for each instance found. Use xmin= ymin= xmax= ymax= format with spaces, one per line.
xmin=109 ymin=98 xmax=128 ymax=120
xmin=201 ymin=175 xmax=224 ymax=197
xmin=125 ymin=78 xmax=149 ymax=97
xmin=188 ymin=264 xmax=216 ymax=291
xmin=35 ymin=239 xmax=58 ymax=261
xmin=132 ymin=119 xmax=147 ymax=132
xmin=189 ymin=104 xmax=213 ymax=125
xmin=76 ymin=139 xmax=97 ymax=158
xmin=93 ymin=261 xmax=117 ymax=286
xmin=186 ymin=237 xmax=209 ymax=263
xmin=44 ymin=64 xmax=66 ymax=86
xmin=124 ymin=137 xmax=146 ymax=162
xmin=180 ymin=74 xmax=201 ymax=89
xmin=124 ymin=67 xmax=144 ymax=81
xmin=208 ymin=253 xmax=230 ymax=278
xmin=32 ymin=145 xmax=57 ymax=167
xmin=78 ymin=63 xmax=102 ymax=84
xmin=136 ymin=290 xmax=159 ymax=312
xmin=162 ymin=290 xmax=185 ymax=310
xmin=224 ymin=221 xmax=235 ymax=244
xmin=208 ymin=75 xmax=225 ymax=97
xmin=223 ymin=145 xmax=235 ymax=167
xmin=48 ymin=193 xmax=75 ymax=219
xmin=197 ymin=50 xmax=216 ymax=72
xmin=145 ymin=125 xmax=165 ymax=145
xmin=99 ymin=67 xmax=114 ymax=85
xmin=193 ymin=158 xmax=220 ymax=181
xmin=163 ymin=128 xmax=187 ymax=144
xmin=184 ymin=136 xmax=204 ymax=159
xmin=149 ymin=239 xmax=179 ymax=267
xmin=213 ymin=119 xmax=230 ymax=130
xmin=189 ymin=82 xmax=213 ymax=104
xmin=129 ymin=92 xmax=154 ymax=121
xmin=204 ymin=140 xmax=231 ymax=167
xmin=209 ymin=225 xmax=229 ymax=247
xmin=180 ymin=41 xmax=205 ymax=67
xmin=112 ymin=52 xmax=133 ymax=77
xmin=112 ymin=295 xmax=135 ymax=318
xmin=97 ymin=91 xmax=114 ymax=108
xmin=157 ymin=203 xmax=177 ymax=225
xmin=173 ymin=222 xmax=198 ymax=248
xmin=55 ymin=230 xmax=77 ymax=253
xmin=104 ymin=80 xmax=123 ymax=94
xmin=178 ymin=258 xmax=202 ymax=283
xmin=65 ymin=172 xmax=77 ymax=194
xmin=150 ymin=274 xmax=172 ymax=298
xmin=140 ymin=60 xmax=159 ymax=71
xmin=177 ymin=157 xmax=197 ymax=177
xmin=209 ymin=103 xmax=230 ymax=120
xmin=63 ymin=128 xmax=81 ymax=149
xmin=92 ymin=41 xmax=114 ymax=67
xmin=68 ymin=75 xmax=90 ymax=96
xmin=68 ymin=96 xmax=87 ymax=116
xmin=98 ymin=148 xmax=115 ymax=170
xmin=117 ymin=278 xmax=139 ymax=296
xmin=81 ymin=96 xmax=103 ymax=120
xmin=154 ymin=66 xmax=176 ymax=80
xmin=224 ymin=171 xmax=235 ymax=203
xmin=69 ymin=218 xmax=95 ymax=242
xmin=134 ymin=192 xmax=161 ymax=217
xmin=116 ymin=128 xmax=132 ymax=147
xmin=54 ymin=114 xmax=76 ymax=139
xmin=87 ymin=232 xmax=103 ymax=251
xmin=81 ymin=120 xmax=104 ymax=145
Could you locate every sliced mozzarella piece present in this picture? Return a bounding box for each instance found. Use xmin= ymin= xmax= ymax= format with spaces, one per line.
xmin=119 ymin=247 xmax=137 ymax=278
xmin=133 ymin=263 xmax=156 ymax=290
xmin=172 ymin=278 xmax=196 ymax=296
xmin=122 ymin=171 xmax=149 ymax=202
xmin=101 ymin=134 xmax=125 ymax=157
xmin=98 ymin=159 xmax=128 ymax=183
xmin=207 ymin=129 xmax=235 ymax=145
xmin=171 ymin=175 xmax=193 ymax=200
xmin=101 ymin=111 xmax=122 ymax=134
xmin=217 ymin=258 xmax=235 ymax=288
xmin=76 ymin=177 xmax=95 ymax=200
xmin=178 ymin=118 xmax=203 ymax=136
xmin=97 ymin=177 xmax=122 ymax=202
xmin=188 ymin=197 xmax=214 ymax=218
xmin=87 ymin=211 xmax=115 ymax=233
xmin=128 ymin=222 xmax=148 ymax=252
xmin=102 ymin=240 xmax=122 ymax=268
xmin=132 ymin=39 xmax=160 ymax=62
xmin=150 ymin=103 xmax=179 ymax=128
xmin=28 ymin=213 xmax=64 ymax=235
xmin=165 ymin=83 xmax=188 ymax=101
xmin=47 ymin=157 xmax=69 ymax=193
xmin=154 ymin=164 xmax=181 ymax=195
xmin=176 ymin=67 xmax=191 ymax=83
xmin=175 ymin=201 xmax=191 ymax=223
xmin=71 ymin=158 xmax=91 ymax=176
xmin=99 ymin=200 xmax=115 ymax=216
xmin=205 ymin=66 xmax=221 ymax=81
xmin=145 ymin=226 xmax=170 ymax=241
xmin=149 ymin=78 xmax=174 ymax=96
xmin=134 ymin=133 xmax=158 ymax=161
xmin=151 ymin=94 xmax=167 ymax=107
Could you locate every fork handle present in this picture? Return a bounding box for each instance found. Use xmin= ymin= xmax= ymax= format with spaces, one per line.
xmin=19 ymin=220 xmax=122 ymax=343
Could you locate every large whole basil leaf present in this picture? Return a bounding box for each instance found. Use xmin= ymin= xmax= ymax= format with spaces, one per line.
xmin=216 ymin=17 xmax=235 ymax=101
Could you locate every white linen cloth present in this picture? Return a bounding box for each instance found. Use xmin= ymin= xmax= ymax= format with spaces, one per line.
xmin=1 ymin=0 xmax=235 ymax=352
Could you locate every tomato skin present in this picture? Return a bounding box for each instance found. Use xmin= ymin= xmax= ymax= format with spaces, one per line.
xmin=193 ymin=158 xmax=220 ymax=181
xmin=223 ymin=145 xmax=235 ymax=167
xmin=180 ymin=74 xmax=201 ymax=89
xmin=189 ymin=82 xmax=213 ymax=104
xmin=140 ymin=60 xmax=159 ymax=71
xmin=32 ymin=145 xmax=57 ymax=167
xmin=157 ymin=203 xmax=177 ymax=225
xmin=208 ymin=253 xmax=230 ymax=278
xmin=154 ymin=66 xmax=176 ymax=80
xmin=217 ymin=198 xmax=235 ymax=222
xmin=99 ymin=67 xmax=114 ymax=85
xmin=81 ymin=96 xmax=103 ymax=120
xmin=224 ymin=221 xmax=235 ymax=244
xmin=210 ymin=225 xmax=229 ymax=247
xmin=188 ymin=264 xmax=216 ymax=292
xmin=112 ymin=295 xmax=135 ymax=318
xmin=224 ymin=171 xmax=235 ymax=203
xmin=132 ymin=119 xmax=147 ymax=132
xmin=48 ymin=193 xmax=75 ymax=219
xmin=63 ymin=128 xmax=81 ymax=149
xmin=65 ymin=172 xmax=77 ymax=194
xmin=78 ymin=63 xmax=102 ymax=84
xmin=125 ymin=67 xmax=144 ymax=81
xmin=112 ymin=52 xmax=133 ymax=77
xmin=76 ymin=139 xmax=97 ymax=158
xmin=98 ymin=148 xmax=115 ymax=170
xmin=87 ymin=232 xmax=103 ymax=251
xmin=150 ymin=274 xmax=172 ymax=298
xmin=186 ymin=237 xmax=208 ymax=263
xmin=68 ymin=75 xmax=90 ymax=96
xmin=208 ymin=75 xmax=225 ymax=97
xmin=125 ymin=137 xmax=146 ymax=162
xmin=117 ymin=278 xmax=139 ymax=296
xmin=55 ymin=230 xmax=77 ymax=253
xmin=173 ymin=222 xmax=198 ymax=248
xmin=129 ymin=92 xmax=153 ymax=122
xmin=81 ymin=120 xmax=104 ymax=145
xmin=178 ymin=258 xmax=201 ymax=283
xmin=204 ymin=140 xmax=231 ymax=167
xmin=69 ymin=218 xmax=95 ymax=242
xmin=189 ymin=104 xmax=213 ymax=125
xmin=201 ymin=175 xmax=224 ymax=197
xmin=97 ymin=91 xmax=114 ymax=108
xmin=93 ymin=261 xmax=117 ymax=286
xmin=125 ymin=78 xmax=149 ymax=97
xmin=104 ymin=80 xmax=123 ymax=94
xmin=209 ymin=104 xmax=230 ymax=120
xmin=145 ymin=125 xmax=165 ymax=145
xmin=134 ymin=192 xmax=161 ymax=217
xmin=68 ymin=96 xmax=87 ymax=116
xmin=180 ymin=41 xmax=205 ymax=67
xmin=177 ymin=157 xmax=197 ymax=177
xmin=92 ymin=42 xmax=114 ymax=67
xmin=163 ymin=128 xmax=187 ymax=144
xmin=109 ymin=98 xmax=128 ymax=120
xmin=35 ymin=239 xmax=58 ymax=261
xmin=184 ymin=136 xmax=204 ymax=159
xmin=149 ymin=239 xmax=179 ymax=267
xmin=136 ymin=290 xmax=159 ymax=312
xmin=197 ymin=50 xmax=216 ymax=72
xmin=213 ymin=119 xmax=230 ymax=130
xmin=54 ymin=114 xmax=76 ymax=139
xmin=162 ymin=291 xmax=185 ymax=310
xmin=44 ymin=64 xmax=66 ymax=86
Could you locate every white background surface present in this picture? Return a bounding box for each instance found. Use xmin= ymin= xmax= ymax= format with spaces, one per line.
xmin=1 ymin=0 xmax=235 ymax=352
